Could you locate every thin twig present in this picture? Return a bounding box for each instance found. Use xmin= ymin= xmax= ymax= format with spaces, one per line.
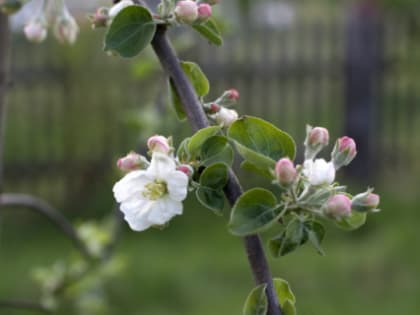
xmin=0 ymin=193 xmax=93 ymax=260
xmin=151 ymin=25 xmax=282 ymax=315
xmin=0 ymin=299 xmax=51 ymax=313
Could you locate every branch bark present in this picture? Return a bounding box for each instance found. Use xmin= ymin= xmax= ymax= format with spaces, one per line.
xmin=151 ymin=25 xmax=282 ymax=315
xmin=0 ymin=193 xmax=93 ymax=260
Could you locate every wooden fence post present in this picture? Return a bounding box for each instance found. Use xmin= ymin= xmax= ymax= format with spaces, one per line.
xmin=344 ymin=1 xmax=384 ymax=181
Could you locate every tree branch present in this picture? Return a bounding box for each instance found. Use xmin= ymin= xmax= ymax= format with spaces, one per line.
xmin=151 ymin=25 xmax=282 ymax=315
xmin=0 ymin=193 xmax=93 ymax=260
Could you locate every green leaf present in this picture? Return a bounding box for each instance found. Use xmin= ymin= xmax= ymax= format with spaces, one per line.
xmin=176 ymin=137 xmax=191 ymax=163
xmin=168 ymin=78 xmax=187 ymax=120
xmin=196 ymin=163 xmax=228 ymax=214
xmin=336 ymin=211 xmax=367 ymax=230
xmin=282 ymin=300 xmax=297 ymax=315
xmin=269 ymin=219 xmax=308 ymax=257
xmin=104 ymin=6 xmax=156 ymax=58
xmin=192 ymin=18 xmax=223 ymax=46
xmin=243 ymin=284 xmax=268 ymax=315
xmin=273 ymin=278 xmax=296 ymax=305
xmin=180 ymin=61 xmax=210 ymax=97
xmin=240 ymin=161 xmax=274 ymax=180
xmin=304 ymin=220 xmax=326 ymax=256
xmin=200 ymin=136 xmax=234 ymax=167
xmin=228 ymin=116 xmax=296 ymax=173
xmin=188 ymin=126 xmax=221 ymax=157
xmin=229 ymin=188 xmax=281 ymax=236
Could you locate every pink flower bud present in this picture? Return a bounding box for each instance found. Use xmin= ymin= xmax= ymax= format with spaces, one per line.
xmin=147 ymin=135 xmax=171 ymax=154
xmin=174 ymin=0 xmax=198 ymax=24
xmin=90 ymin=7 xmax=109 ymax=29
xmin=227 ymin=89 xmax=240 ymax=101
xmin=351 ymin=190 xmax=380 ymax=212
xmin=117 ymin=152 xmax=148 ymax=172
xmin=177 ymin=164 xmax=194 ymax=178
xmin=304 ymin=125 xmax=329 ymax=160
xmin=53 ymin=6 xmax=79 ymax=45
xmin=325 ymin=194 xmax=352 ymax=218
xmin=331 ymin=136 xmax=357 ymax=169
xmin=197 ymin=3 xmax=212 ymax=21
xmin=209 ymin=103 xmax=221 ymax=114
xmin=275 ymin=158 xmax=297 ymax=187
xmin=24 ymin=18 xmax=48 ymax=43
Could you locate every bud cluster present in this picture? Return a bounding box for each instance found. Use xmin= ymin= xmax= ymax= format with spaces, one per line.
xmin=203 ymin=88 xmax=240 ymax=128
xmin=23 ymin=0 xmax=79 ymax=45
xmin=174 ymin=0 xmax=217 ymax=25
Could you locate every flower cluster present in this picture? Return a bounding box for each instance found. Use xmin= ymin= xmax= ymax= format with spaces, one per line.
xmin=113 ymin=136 xmax=190 ymax=231
xmin=274 ymin=125 xmax=380 ymax=220
xmin=23 ymin=0 xmax=79 ymax=44
xmin=203 ymin=88 xmax=240 ymax=128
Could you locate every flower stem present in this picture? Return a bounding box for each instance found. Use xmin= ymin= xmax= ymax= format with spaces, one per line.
xmin=151 ymin=25 xmax=282 ymax=315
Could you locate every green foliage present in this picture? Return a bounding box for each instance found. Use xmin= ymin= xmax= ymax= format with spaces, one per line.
xmin=228 ymin=116 xmax=296 ymax=178
xmin=188 ymin=126 xmax=221 ymax=157
xmin=269 ymin=218 xmax=326 ymax=257
xmin=196 ymin=163 xmax=229 ymax=214
xmin=168 ymin=61 xmax=210 ymax=120
xmin=192 ymin=18 xmax=223 ymax=46
xmin=273 ymin=278 xmax=296 ymax=315
xmin=229 ymin=188 xmax=282 ymax=236
xmin=335 ymin=211 xmax=367 ymax=231
xmin=104 ymin=6 xmax=156 ymax=58
xmin=243 ymin=283 xmax=268 ymax=315
xmin=200 ymin=135 xmax=234 ymax=167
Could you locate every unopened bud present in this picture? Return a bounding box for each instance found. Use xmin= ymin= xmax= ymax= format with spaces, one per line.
xmin=0 ymin=0 xmax=23 ymax=14
xmin=89 ymin=7 xmax=109 ymax=29
xmin=275 ymin=158 xmax=297 ymax=187
xmin=331 ymin=136 xmax=357 ymax=170
xmin=24 ymin=17 xmax=48 ymax=43
xmin=197 ymin=3 xmax=212 ymax=22
xmin=213 ymin=107 xmax=238 ymax=128
xmin=174 ymin=0 xmax=198 ymax=24
xmin=177 ymin=164 xmax=194 ymax=178
xmin=147 ymin=135 xmax=171 ymax=154
xmin=304 ymin=125 xmax=329 ymax=160
xmin=324 ymin=194 xmax=352 ymax=219
xmin=117 ymin=152 xmax=149 ymax=172
xmin=53 ymin=7 xmax=79 ymax=45
xmin=351 ymin=190 xmax=380 ymax=212
xmin=108 ymin=0 xmax=134 ymax=19
xmin=227 ymin=88 xmax=240 ymax=101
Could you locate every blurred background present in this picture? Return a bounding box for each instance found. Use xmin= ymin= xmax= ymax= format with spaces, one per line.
xmin=0 ymin=0 xmax=419 ymax=314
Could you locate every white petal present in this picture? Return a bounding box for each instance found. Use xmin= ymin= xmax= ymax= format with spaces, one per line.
xmin=147 ymin=152 xmax=176 ymax=180
xmin=113 ymin=170 xmax=150 ymax=202
xmin=147 ymin=197 xmax=183 ymax=226
xmin=121 ymin=199 xmax=154 ymax=231
xmin=166 ymin=171 xmax=189 ymax=202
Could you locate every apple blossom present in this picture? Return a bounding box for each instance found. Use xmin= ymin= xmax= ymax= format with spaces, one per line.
xmin=147 ymin=135 xmax=171 ymax=155
xmin=24 ymin=17 xmax=48 ymax=43
xmin=324 ymin=194 xmax=352 ymax=218
xmin=213 ymin=107 xmax=238 ymax=127
xmin=89 ymin=7 xmax=109 ymax=29
xmin=227 ymin=89 xmax=240 ymax=101
xmin=351 ymin=190 xmax=380 ymax=212
xmin=117 ymin=151 xmax=149 ymax=172
xmin=174 ymin=0 xmax=198 ymax=24
xmin=275 ymin=158 xmax=297 ymax=187
xmin=303 ymin=158 xmax=335 ymax=186
xmin=304 ymin=125 xmax=329 ymax=160
xmin=331 ymin=136 xmax=357 ymax=169
xmin=113 ymin=153 xmax=189 ymax=231
xmin=197 ymin=3 xmax=212 ymax=22
xmin=53 ymin=5 xmax=79 ymax=45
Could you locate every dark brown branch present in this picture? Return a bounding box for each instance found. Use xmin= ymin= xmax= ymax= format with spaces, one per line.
xmin=151 ymin=25 xmax=282 ymax=315
xmin=0 ymin=299 xmax=51 ymax=313
xmin=0 ymin=193 xmax=93 ymax=260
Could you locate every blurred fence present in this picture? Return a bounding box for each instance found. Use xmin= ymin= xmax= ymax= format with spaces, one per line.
xmin=3 ymin=14 xmax=420 ymax=212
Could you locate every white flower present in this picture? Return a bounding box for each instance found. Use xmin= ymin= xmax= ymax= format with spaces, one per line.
xmin=213 ymin=107 xmax=238 ymax=127
xmin=113 ymin=152 xmax=189 ymax=231
xmin=303 ymin=158 xmax=335 ymax=186
xmin=108 ymin=0 xmax=134 ymax=19
xmin=24 ymin=17 xmax=48 ymax=43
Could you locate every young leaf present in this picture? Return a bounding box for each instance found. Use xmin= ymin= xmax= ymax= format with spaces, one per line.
xmin=269 ymin=219 xmax=308 ymax=257
xmin=303 ymin=220 xmax=326 ymax=256
xmin=273 ymin=278 xmax=296 ymax=305
xmin=196 ymin=163 xmax=228 ymax=214
xmin=176 ymin=137 xmax=191 ymax=163
xmin=336 ymin=211 xmax=367 ymax=230
xmin=168 ymin=78 xmax=187 ymax=120
xmin=243 ymin=284 xmax=268 ymax=315
xmin=104 ymin=6 xmax=156 ymax=58
xmin=282 ymin=299 xmax=297 ymax=315
xmin=228 ymin=116 xmax=296 ymax=172
xmin=229 ymin=188 xmax=281 ymax=236
xmin=200 ymin=135 xmax=234 ymax=167
xmin=192 ymin=18 xmax=223 ymax=46
xmin=180 ymin=61 xmax=210 ymax=97
xmin=188 ymin=126 xmax=221 ymax=157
